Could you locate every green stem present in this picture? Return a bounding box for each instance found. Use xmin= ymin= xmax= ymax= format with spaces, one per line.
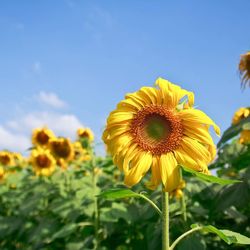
xmin=169 ymin=226 xmax=202 ymax=250
xmin=139 ymin=193 xmax=162 ymax=216
xmin=162 ymin=190 xmax=170 ymax=250
xmin=91 ymin=150 xmax=99 ymax=250
xmin=179 ymin=169 xmax=187 ymax=222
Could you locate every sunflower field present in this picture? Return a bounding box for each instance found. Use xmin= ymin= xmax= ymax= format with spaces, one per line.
xmin=0 ymin=71 xmax=250 ymax=250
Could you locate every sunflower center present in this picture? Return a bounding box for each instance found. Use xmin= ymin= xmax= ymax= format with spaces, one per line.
xmin=37 ymin=131 xmax=49 ymax=145
xmin=130 ymin=105 xmax=183 ymax=155
xmin=0 ymin=155 xmax=11 ymax=165
xmin=36 ymin=155 xmax=51 ymax=168
xmin=52 ymin=142 xmax=71 ymax=158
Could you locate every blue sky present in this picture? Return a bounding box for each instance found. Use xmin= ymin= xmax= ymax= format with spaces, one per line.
xmin=0 ymin=0 xmax=249 ymax=154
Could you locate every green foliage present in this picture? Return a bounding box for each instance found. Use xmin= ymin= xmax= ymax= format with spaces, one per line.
xmin=0 ymin=116 xmax=250 ymax=249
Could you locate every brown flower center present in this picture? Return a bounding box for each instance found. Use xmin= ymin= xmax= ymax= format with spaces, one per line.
xmin=36 ymin=155 xmax=51 ymax=168
xmin=51 ymin=141 xmax=71 ymax=158
xmin=37 ymin=131 xmax=50 ymax=145
xmin=130 ymin=105 xmax=183 ymax=155
xmin=0 ymin=155 xmax=11 ymax=165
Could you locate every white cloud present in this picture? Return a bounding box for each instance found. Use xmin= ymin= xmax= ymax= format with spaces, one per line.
xmin=0 ymin=126 xmax=30 ymax=153
xmin=37 ymin=91 xmax=67 ymax=109
xmin=7 ymin=111 xmax=83 ymax=139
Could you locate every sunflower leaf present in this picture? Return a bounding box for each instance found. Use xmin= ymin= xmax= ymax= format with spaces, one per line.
xmin=97 ymin=188 xmax=140 ymax=200
xmin=191 ymin=224 xmax=250 ymax=245
xmin=181 ymin=166 xmax=241 ymax=185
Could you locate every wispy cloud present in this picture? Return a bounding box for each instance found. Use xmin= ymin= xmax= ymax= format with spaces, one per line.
xmin=0 ymin=92 xmax=84 ymax=153
xmin=0 ymin=126 xmax=30 ymax=152
xmin=37 ymin=91 xmax=67 ymax=109
xmin=32 ymin=61 xmax=42 ymax=74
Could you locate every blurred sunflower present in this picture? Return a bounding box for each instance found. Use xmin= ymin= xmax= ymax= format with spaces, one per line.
xmin=103 ymin=78 xmax=220 ymax=192
xmin=0 ymin=151 xmax=15 ymax=166
xmin=73 ymin=142 xmax=91 ymax=162
xmin=49 ymin=137 xmax=74 ymax=162
xmin=30 ymin=148 xmax=56 ymax=176
xmin=77 ymin=128 xmax=94 ymax=142
xmin=239 ymin=130 xmax=250 ymax=144
xmin=0 ymin=166 xmax=6 ymax=181
xmin=170 ymin=180 xmax=186 ymax=199
xmin=32 ymin=127 xmax=55 ymax=148
xmin=232 ymin=107 xmax=250 ymax=125
xmin=239 ymin=51 xmax=250 ymax=88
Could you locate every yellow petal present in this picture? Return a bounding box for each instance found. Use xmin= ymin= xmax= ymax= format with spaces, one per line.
xmin=181 ymin=137 xmax=211 ymax=163
xmin=107 ymin=111 xmax=134 ymax=125
xmin=124 ymin=152 xmax=152 ymax=187
xmin=174 ymin=147 xmax=207 ymax=172
xmin=179 ymin=108 xmax=220 ymax=136
xmin=155 ymin=78 xmax=194 ymax=108
xmin=159 ymin=153 xmax=180 ymax=192
xmin=146 ymin=156 xmax=161 ymax=190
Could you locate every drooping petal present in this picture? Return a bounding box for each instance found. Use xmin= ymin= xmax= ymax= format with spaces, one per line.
xmin=179 ymin=108 xmax=220 ymax=136
xmin=146 ymin=156 xmax=161 ymax=190
xmin=174 ymin=147 xmax=208 ymax=172
xmin=124 ymin=152 xmax=152 ymax=187
xmin=181 ymin=137 xmax=212 ymax=163
xmin=159 ymin=153 xmax=180 ymax=192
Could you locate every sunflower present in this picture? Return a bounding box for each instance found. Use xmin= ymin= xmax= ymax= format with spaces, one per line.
xmin=102 ymin=78 xmax=220 ymax=192
xmin=239 ymin=51 xmax=250 ymax=88
xmin=0 ymin=151 xmax=15 ymax=166
xmin=32 ymin=127 xmax=55 ymax=148
xmin=0 ymin=166 xmax=6 ymax=181
xmin=170 ymin=180 xmax=186 ymax=199
xmin=232 ymin=107 xmax=250 ymax=125
xmin=77 ymin=128 xmax=94 ymax=142
xmin=30 ymin=148 xmax=56 ymax=176
xmin=239 ymin=130 xmax=250 ymax=144
xmin=49 ymin=137 xmax=74 ymax=162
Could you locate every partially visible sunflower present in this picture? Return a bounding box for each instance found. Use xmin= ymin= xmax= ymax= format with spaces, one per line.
xmin=32 ymin=127 xmax=55 ymax=148
xmin=0 ymin=166 xmax=6 ymax=181
xmin=239 ymin=51 xmax=250 ymax=88
xmin=239 ymin=130 xmax=250 ymax=145
xmin=77 ymin=128 xmax=94 ymax=142
xmin=232 ymin=107 xmax=250 ymax=125
xmin=103 ymin=78 xmax=220 ymax=192
xmin=170 ymin=180 xmax=186 ymax=199
xmin=49 ymin=137 xmax=74 ymax=162
xmin=30 ymin=148 xmax=56 ymax=176
xmin=0 ymin=151 xmax=15 ymax=166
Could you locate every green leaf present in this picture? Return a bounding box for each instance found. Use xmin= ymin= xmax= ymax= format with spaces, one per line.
xmin=97 ymin=188 xmax=140 ymax=200
xmin=191 ymin=224 xmax=250 ymax=245
xmin=220 ymin=230 xmax=250 ymax=244
xmin=181 ymin=166 xmax=241 ymax=185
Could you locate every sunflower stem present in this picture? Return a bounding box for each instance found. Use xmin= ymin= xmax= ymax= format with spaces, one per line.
xmin=91 ymin=149 xmax=99 ymax=250
xmin=180 ymin=169 xmax=187 ymax=222
xmin=162 ymin=189 xmax=170 ymax=250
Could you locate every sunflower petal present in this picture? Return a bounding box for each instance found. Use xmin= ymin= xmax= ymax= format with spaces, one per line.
xmin=124 ymin=152 xmax=152 ymax=187
xmin=179 ymin=108 xmax=220 ymax=136
xmin=159 ymin=153 xmax=180 ymax=192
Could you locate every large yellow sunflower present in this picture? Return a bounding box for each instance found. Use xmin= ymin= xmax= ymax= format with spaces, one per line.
xmin=30 ymin=148 xmax=56 ymax=176
xmin=32 ymin=127 xmax=55 ymax=148
xmin=77 ymin=128 xmax=94 ymax=142
xmin=239 ymin=51 xmax=250 ymax=88
xmin=102 ymin=78 xmax=220 ymax=192
xmin=0 ymin=151 xmax=15 ymax=166
xmin=49 ymin=137 xmax=74 ymax=162
xmin=232 ymin=107 xmax=250 ymax=125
